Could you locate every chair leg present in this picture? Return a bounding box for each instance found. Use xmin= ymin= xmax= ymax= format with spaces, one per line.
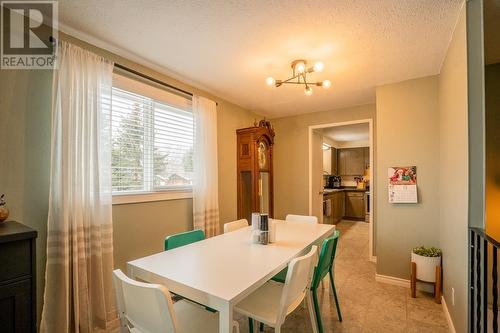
xmin=329 ymin=270 xmax=342 ymax=322
xmin=259 ymin=322 xmax=264 ymax=331
xmin=311 ymin=288 xmax=323 ymax=333
xmin=307 ymin=290 xmax=320 ymax=333
xmin=249 ymin=318 xmax=254 ymax=333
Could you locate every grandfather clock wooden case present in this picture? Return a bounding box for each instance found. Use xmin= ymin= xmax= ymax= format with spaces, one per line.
xmin=237 ymin=121 xmax=275 ymax=222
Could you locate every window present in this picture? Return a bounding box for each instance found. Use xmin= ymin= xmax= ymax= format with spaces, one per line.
xmin=111 ymin=72 xmax=194 ymax=195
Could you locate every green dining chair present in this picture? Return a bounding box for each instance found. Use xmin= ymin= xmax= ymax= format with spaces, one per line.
xmin=270 ymin=231 xmax=342 ymax=333
xmin=163 ymin=229 xmax=216 ymax=312
xmin=164 ymin=229 xmax=205 ymax=251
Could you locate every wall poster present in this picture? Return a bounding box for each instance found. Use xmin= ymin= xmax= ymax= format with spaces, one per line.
xmin=388 ymin=166 xmax=418 ymax=203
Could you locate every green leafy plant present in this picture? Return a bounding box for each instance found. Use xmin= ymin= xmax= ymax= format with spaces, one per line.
xmin=412 ymin=246 xmax=442 ymax=257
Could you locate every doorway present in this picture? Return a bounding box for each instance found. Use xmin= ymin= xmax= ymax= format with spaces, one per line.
xmin=308 ymin=119 xmax=375 ymax=261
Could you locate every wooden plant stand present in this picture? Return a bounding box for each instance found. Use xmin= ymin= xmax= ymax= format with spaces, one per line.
xmin=410 ymin=261 xmax=442 ymax=304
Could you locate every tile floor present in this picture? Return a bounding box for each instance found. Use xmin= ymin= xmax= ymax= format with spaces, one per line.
xmin=235 ymin=220 xmax=450 ymax=332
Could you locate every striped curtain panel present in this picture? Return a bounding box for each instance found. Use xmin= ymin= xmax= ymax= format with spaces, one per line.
xmin=192 ymin=96 xmax=220 ymax=237
xmin=40 ymin=41 xmax=117 ymax=333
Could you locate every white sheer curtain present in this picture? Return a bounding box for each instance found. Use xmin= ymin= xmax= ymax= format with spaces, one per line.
xmin=193 ymin=95 xmax=220 ymax=237
xmin=40 ymin=41 xmax=117 ymax=333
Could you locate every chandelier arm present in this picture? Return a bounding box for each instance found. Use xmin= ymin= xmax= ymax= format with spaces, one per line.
xmin=281 ymin=74 xmax=301 ymax=83
xmin=279 ymin=81 xmax=321 ymax=85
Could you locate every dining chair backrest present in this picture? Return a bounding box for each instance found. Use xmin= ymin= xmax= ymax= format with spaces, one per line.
xmin=223 ymin=219 xmax=249 ymax=233
xmin=113 ymin=269 xmax=177 ymax=333
xmin=285 ymin=214 xmax=318 ymax=224
xmin=311 ymin=230 xmax=340 ymax=290
xmin=278 ymin=245 xmax=317 ymax=323
xmin=164 ymin=229 xmax=205 ymax=251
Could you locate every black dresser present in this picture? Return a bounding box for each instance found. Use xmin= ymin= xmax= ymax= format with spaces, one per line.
xmin=0 ymin=221 xmax=37 ymax=333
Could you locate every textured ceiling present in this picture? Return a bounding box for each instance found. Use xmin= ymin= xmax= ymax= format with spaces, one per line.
xmin=58 ymin=0 xmax=463 ymax=118
xmin=320 ymin=123 xmax=369 ymax=142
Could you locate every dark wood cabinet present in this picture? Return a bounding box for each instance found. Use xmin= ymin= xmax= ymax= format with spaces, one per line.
xmin=332 ymin=191 xmax=345 ymax=224
xmin=337 ymin=147 xmax=369 ymax=176
xmin=345 ymin=192 xmax=365 ymax=219
xmin=0 ymin=221 xmax=37 ymax=333
xmin=331 ymin=147 xmax=338 ymax=175
xmin=237 ymin=120 xmax=275 ymax=222
xmin=337 ymin=149 xmax=347 ymax=175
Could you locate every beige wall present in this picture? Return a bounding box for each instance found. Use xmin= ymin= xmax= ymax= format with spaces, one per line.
xmin=0 ymin=32 xmax=260 ymax=322
xmin=0 ymin=69 xmax=52 ymax=318
xmin=438 ymin=6 xmax=468 ymax=333
xmin=112 ymin=199 xmax=193 ymax=272
xmin=271 ymin=104 xmax=375 ymax=219
xmin=375 ymin=76 xmax=440 ymax=279
xmin=374 ymin=8 xmax=468 ymax=331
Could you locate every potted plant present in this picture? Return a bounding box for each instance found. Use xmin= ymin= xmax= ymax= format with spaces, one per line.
xmin=0 ymin=194 xmax=9 ymax=223
xmin=411 ymin=246 xmax=442 ymax=282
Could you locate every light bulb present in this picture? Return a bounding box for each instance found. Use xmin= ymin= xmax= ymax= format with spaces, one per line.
xmin=313 ymin=62 xmax=324 ymax=72
xmin=295 ymin=62 xmax=306 ymax=73
xmin=304 ymin=86 xmax=313 ymax=96
xmin=265 ymin=77 xmax=275 ymax=86
xmin=322 ymin=80 xmax=331 ymax=89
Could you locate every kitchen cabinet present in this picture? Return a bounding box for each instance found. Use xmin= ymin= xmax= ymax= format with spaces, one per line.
xmin=323 ymin=191 xmax=344 ymax=224
xmin=331 ymin=147 xmax=338 ymax=175
xmin=332 ymin=191 xmax=344 ymax=223
xmin=323 ymin=148 xmax=332 ymax=174
xmin=337 ymin=149 xmax=347 ymax=175
xmin=322 ymin=147 xmax=338 ymax=175
xmin=363 ymin=147 xmax=370 ymax=169
xmin=345 ymin=191 xmax=365 ymax=219
xmin=337 ymin=147 xmax=369 ymax=176
xmin=323 ymin=196 xmax=333 ymax=224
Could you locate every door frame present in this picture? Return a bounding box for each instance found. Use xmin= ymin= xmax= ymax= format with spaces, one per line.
xmin=308 ymin=118 xmax=376 ymax=262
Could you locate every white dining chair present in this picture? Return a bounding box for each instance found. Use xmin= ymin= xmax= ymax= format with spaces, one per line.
xmin=285 ymin=214 xmax=318 ymax=224
xmin=113 ymin=269 xmax=239 ymax=333
xmin=284 ymin=214 xmax=325 ymax=289
xmin=223 ymin=219 xmax=249 ymax=233
xmin=234 ymin=246 xmax=319 ymax=333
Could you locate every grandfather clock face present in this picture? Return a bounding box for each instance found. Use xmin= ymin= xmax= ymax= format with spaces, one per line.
xmin=258 ymin=141 xmax=268 ymax=170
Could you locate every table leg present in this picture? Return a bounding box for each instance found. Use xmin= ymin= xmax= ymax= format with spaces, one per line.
xmin=435 ymin=265 xmax=442 ymax=304
xmin=410 ymin=262 xmax=416 ymax=298
xmin=219 ymin=302 xmax=233 ymax=333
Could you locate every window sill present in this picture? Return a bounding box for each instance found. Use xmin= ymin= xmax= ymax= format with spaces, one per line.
xmin=112 ymin=190 xmax=192 ymax=205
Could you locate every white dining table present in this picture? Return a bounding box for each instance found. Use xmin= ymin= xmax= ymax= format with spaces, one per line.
xmin=127 ymin=220 xmax=335 ymax=333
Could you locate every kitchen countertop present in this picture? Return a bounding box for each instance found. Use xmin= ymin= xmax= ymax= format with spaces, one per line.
xmin=323 ymin=187 xmax=369 ymax=195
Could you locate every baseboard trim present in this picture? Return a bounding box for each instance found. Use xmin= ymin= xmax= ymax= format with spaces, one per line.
xmin=375 ymin=273 xmax=410 ymax=288
xmin=369 ymin=256 xmax=377 ymax=263
xmin=441 ymin=296 xmax=457 ymax=333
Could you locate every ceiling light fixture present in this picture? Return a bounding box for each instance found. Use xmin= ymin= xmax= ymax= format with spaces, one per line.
xmin=266 ymin=59 xmax=331 ymax=96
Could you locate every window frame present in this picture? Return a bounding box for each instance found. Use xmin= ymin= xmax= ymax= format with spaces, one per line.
xmin=110 ymin=72 xmax=194 ymax=204
xmin=112 ymin=188 xmax=192 ymax=205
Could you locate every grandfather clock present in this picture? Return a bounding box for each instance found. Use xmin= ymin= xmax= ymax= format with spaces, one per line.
xmin=237 ymin=120 xmax=275 ymax=222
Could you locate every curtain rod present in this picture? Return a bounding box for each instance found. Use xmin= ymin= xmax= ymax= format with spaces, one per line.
xmin=114 ymin=63 xmax=219 ymax=106
xmin=52 ymin=36 xmax=219 ymax=105
xmin=114 ymin=63 xmax=193 ymax=97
